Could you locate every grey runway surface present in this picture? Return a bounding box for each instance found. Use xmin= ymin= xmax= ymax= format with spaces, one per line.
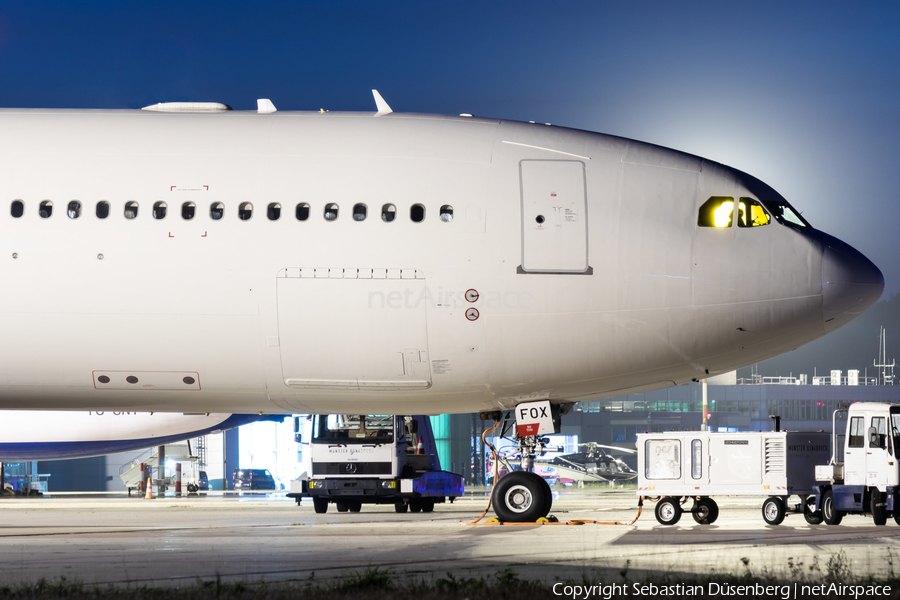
xmin=1 ymin=488 xmax=898 ymax=587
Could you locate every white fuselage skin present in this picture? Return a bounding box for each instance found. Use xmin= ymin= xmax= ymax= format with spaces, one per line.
xmin=0 ymin=108 xmax=883 ymax=416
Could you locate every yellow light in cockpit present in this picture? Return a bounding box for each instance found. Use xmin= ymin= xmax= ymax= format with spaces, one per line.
xmin=714 ymin=201 xmax=734 ymax=227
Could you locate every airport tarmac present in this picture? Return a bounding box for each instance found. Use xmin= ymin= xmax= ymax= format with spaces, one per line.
xmin=1 ymin=488 xmax=899 ymax=588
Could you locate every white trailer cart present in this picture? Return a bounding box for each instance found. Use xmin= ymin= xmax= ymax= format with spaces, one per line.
xmin=637 ymin=431 xmax=830 ymax=525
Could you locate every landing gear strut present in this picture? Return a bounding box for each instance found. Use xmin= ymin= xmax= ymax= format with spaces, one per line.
xmin=482 ymin=407 xmax=558 ymax=522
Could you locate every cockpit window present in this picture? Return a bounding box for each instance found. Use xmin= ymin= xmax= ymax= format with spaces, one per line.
xmin=698 ymin=196 xmax=735 ymax=227
xmin=761 ymin=200 xmax=809 ymax=228
xmin=737 ymin=198 xmax=770 ymax=227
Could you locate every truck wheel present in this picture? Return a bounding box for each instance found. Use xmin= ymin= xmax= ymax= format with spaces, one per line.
xmin=893 ymin=510 xmax=900 ymax=526
xmin=409 ymin=499 xmax=422 ymax=513
xmin=493 ymin=471 xmax=545 ymax=523
xmin=313 ymin=498 xmax=328 ymax=514
xmin=655 ymin=497 xmax=682 ymax=525
xmin=421 ymin=499 xmax=435 ymax=513
xmin=336 ymin=501 xmax=349 ymax=513
xmin=822 ymin=490 xmax=843 ymax=525
xmin=394 ymin=501 xmax=408 ymax=513
xmin=803 ymin=496 xmax=823 ymax=525
xmin=762 ymin=497 xmax=786 ymax=525
xmin=349 ymin=500 xmax=362 ymax=513
xmin=692 ymin=498 xmax=719 ymax=525
xmin=871 ymin=489 xmax=887 ymax=526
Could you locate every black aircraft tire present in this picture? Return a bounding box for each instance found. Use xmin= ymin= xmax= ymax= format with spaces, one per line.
xmin=538 ymin=476 xmax=553 ymax=518
xmin=822 ymin=490 xmax=843 ymax=525
xmin=493 ymin=472 xmax=546 ymax=523
xmin=313 ymin=498 xmax=328 ymax=514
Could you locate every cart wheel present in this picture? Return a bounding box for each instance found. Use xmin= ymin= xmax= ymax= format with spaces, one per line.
xmin=692 ymin=498 xmax=719 ymax=525
xmin=803 ymin=496 xmax=823 ymax=525
xmin=394 ymin=500 xmax=408 ymax=513
xmin=871 ymin=489 xmax=887 ymax=526
xmin=762 ymin=497 xmax=786 ymax=525
xmin=313 ymin=498 xmax=328 ymax=514
xmin=421 ymin=499 xmax=435 ymax=513
xmin=655 ymin=497 xmax=682 ymax=525
xmin=336 ymin=501 xmax=349 ymax=513
xmin=493 ymin=472 xmax=546 ymax=523
xmin=822 ymin=490 xmax=843 ymax=525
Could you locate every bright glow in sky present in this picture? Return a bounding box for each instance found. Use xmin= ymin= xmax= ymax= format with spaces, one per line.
xmin=1 ymin=0 xmax=898 ymax=291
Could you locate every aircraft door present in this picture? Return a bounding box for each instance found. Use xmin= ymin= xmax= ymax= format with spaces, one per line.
xmin=519 ymin=160 xmax=589 ymax=274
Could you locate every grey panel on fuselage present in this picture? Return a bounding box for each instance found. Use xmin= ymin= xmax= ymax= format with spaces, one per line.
xmin=276 ymin=274 xmax=431 ymax=390
xmin=519 ymin=160 xmax=588 ymax=273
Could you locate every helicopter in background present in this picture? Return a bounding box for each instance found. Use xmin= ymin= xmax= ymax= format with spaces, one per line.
xmin=534 ymin=443 xmax=637 ymax=485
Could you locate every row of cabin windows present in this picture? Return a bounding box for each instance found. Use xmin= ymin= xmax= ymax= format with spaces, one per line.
xmin=9 ymin=200 xmax=455 ymax=223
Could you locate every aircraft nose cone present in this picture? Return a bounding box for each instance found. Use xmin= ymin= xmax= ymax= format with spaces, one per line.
xmin=822 ymin=240 xmax=884 ymax=333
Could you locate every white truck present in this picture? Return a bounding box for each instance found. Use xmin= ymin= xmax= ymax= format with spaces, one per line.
xmin=814 ymin=402 xmax=900 ymax=526
xmin=637 ymin=430 xmax=830 ymax=525
xmin=288 ymin=414 xmax=464 ymax=514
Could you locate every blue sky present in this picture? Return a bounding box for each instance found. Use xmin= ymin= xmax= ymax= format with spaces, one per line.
xmin=2 ymin=0 xmax=898 ymax=293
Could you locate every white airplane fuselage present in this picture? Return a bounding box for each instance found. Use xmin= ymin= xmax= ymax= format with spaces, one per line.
xmin=0 ymin=107 xmax=883 ymax=415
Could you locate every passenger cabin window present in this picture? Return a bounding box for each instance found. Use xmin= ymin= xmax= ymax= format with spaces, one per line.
xmin=324 ymin=203 xmax=339 ymax=221
xmin=11 ymin=200 xmax=24 ymax=218
xmin=440 ymin=205 xmax=453 ymax=222
xmin=210 ymin=202 xmax=224 ymax=220
xmin=267 ymin=203 xmax=281 ymax=221
xmin=353 ymin=203 xmax=367 ymax=221
xmin=644 ymin=439 xmax=681 ymax=479
xmin=381 ymin=204 xmax=396 ymax=222
xmin=39 ymin=200 xmax=53 ymax=219
xmin=153 ymin=201 xmax=167 ymax=220
xmin=410 ymin=203 xmax=425 ymax=223
xmin=238 ymin=202 xmax=253 ymax=220
xmin=124 ymin=201 xmax=139 ymax=220
xmin=737 ymin=198 xmax=769 ymax=227
xmin=182 ymin=202 xmax=196 ymax=220
xmin=96 ymin=201 xmax=110 ymax=219
xmin=848 ymin=416 xmax=865 ymax=448
xmin=296 ymin=203 xmax=310 ymax=221
xmin=67 ymin=200 xmax=82 ymax=219
xmin=698 ymin=196 xmax=734 ymax=227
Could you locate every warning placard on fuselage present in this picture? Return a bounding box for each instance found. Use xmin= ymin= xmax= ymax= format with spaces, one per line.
xmin=515 ymin=400 xmax=558 ymax=436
